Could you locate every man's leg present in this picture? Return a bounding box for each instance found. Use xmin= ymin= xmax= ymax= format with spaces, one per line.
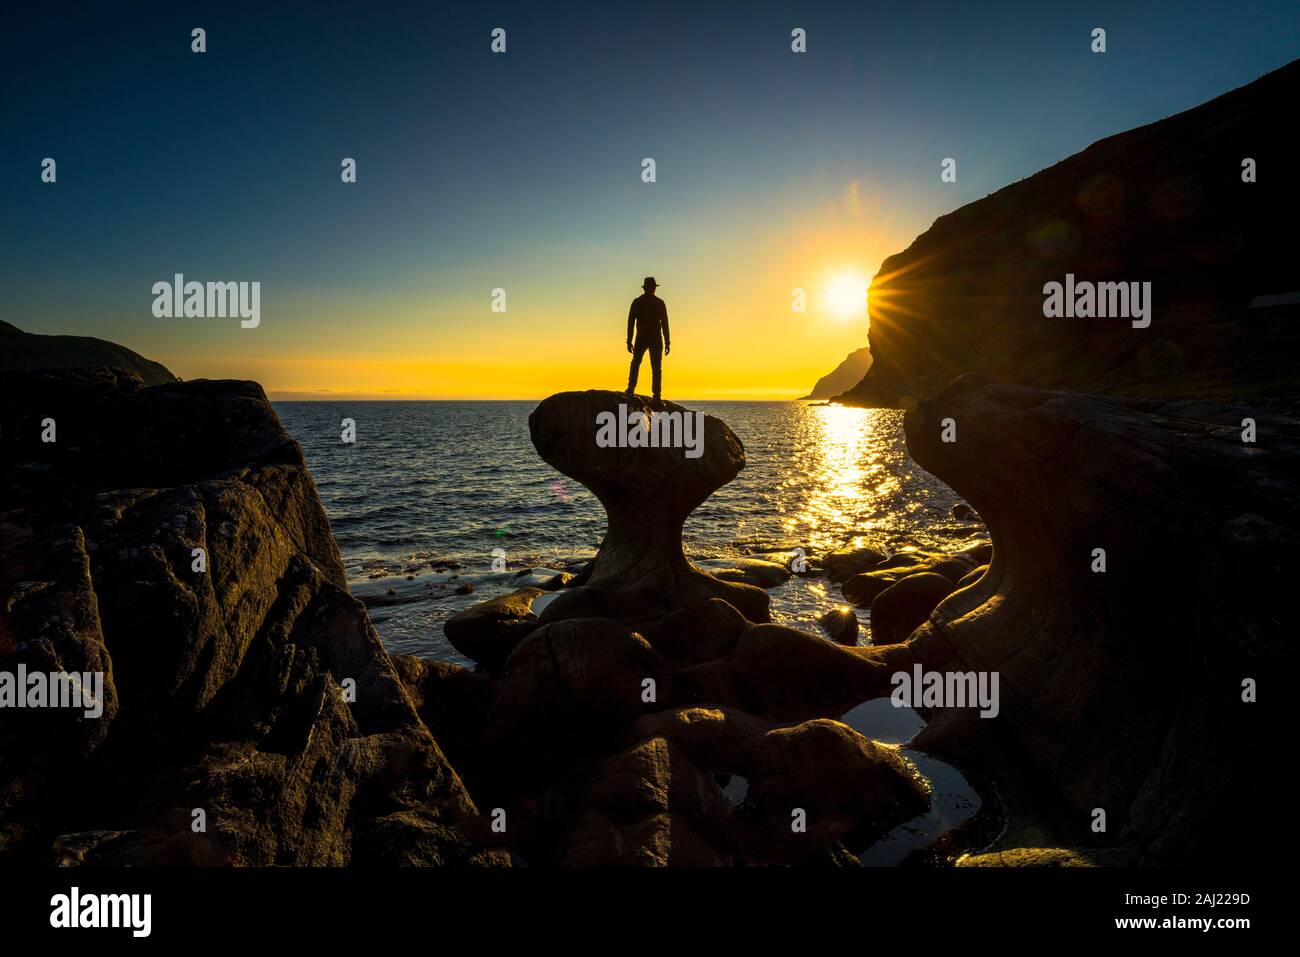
xmin=627 ymin=342 xmax=648 ymax=393
xmin=649 ymin=341 xmax=663 ymax=399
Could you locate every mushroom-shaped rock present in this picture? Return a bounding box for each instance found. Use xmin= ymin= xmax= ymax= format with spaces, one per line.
xmin=903 ymin=375 xmax=1298 ymax=864
xmin=528 ymin=391 xmax=770 ymax=621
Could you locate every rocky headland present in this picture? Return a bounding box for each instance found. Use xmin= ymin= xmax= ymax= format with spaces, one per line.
xmin=799 ymin=347 xmax=871 ymax=401
xmin=836 ymin=59 xmax=1300 ymax=408
xmin=0 ymin=321 xmax=178 ymax=387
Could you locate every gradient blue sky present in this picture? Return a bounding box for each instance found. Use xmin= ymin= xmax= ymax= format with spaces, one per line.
xmin=3 ymin=1 xmax=1297 ymax=397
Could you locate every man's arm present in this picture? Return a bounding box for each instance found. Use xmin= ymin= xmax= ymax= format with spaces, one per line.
xmin=661 ymin=302 xmax=670 ymax=354
xmin=626 ymin=300 xmax=636 ymax=346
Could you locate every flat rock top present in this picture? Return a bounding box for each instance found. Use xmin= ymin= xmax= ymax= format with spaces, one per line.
xmin=528 ymin=390 xmax=745 ymax=504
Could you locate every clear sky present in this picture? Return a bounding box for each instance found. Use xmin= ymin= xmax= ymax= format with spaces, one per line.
xmin=3 ymin=1 xmax=1297 ymax=399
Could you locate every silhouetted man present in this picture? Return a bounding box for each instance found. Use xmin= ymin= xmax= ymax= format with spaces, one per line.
xmin=626 ymin=276 xmax=670 ymax=400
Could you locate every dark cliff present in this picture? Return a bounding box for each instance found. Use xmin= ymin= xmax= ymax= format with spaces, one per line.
xmin=800 ymin=347 xmax=872 ymax=400
xmin=0 ymin=320 xmax=179 ymax=386
xmin=838 ymin=59 xmax=1300 ymax=407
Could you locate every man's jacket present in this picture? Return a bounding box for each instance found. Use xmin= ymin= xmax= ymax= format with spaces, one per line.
xmin=627 ymin=294 xmax=670 ymax=345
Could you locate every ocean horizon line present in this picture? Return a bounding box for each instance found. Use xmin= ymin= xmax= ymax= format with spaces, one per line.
xmin=268 ymin=395 xmax=832 ymax=403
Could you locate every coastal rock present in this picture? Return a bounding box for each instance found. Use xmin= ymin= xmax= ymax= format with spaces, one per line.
xmin=633 ymin=597 xmax=749 ymax=665
xmin=630 ymin=707 xmax=930 ymax=861
xmin=529 ymin=391 xmax=770 ymax=621
xmin=486 ymin=617 xmax=671 ymax=767
xmin=869 ymin=572 xmax=956 ymax=645
xmin=958 ymin=848 xmax=1097 ymax=867
xmin=822 ymin=545 xmax=887 ymax=583
xmin=693 ymin=557 xmax=792 ymax=588
xmin=956 ymin=563 xmax=988 ymax=590
xmin=817 ymin=606 xmax=859 ymax=646
xmin=728 ymin=623 xmax=914 ymax=721
xmin=927 ymin=557 xmax=975 ymax=583
xmin=836 ymin=60 xmax=1300 ymax=408
xmin=672 ymin=658 xmax=748 ymax=710
xmin=841 ymin=571 xmax=899 ymax=607
xmin=391 ymin=655 xmax=495 ymax=780
xmin=52 ymin=830 xmax=139 ymax=867
xmin=537 ymin=583 xmax=672 ymax=626
xmin=875 ymin=549 xmax=946 ymax=571
xmin=951 ymin=503 xmax=976 ymax=521
xmin=561 ymin=736 xmax=734 ymax=866
xmin=561 ymin=706 xmax=928 ymax=865
xmin=902 ymin=376 xmax=1295 ymax=864
xmin=0 ymin=370 xmax=501 ymax=866
xmin=505 ymin=567 xmax=573 ymax=591
xmin=0 ymin=320 xmax=178 ymax=386
xmin=800 ymin=347 xmax=872 ymax=401
xmin=957 ymin=543 xmax=994 ymax=566
xmin=443 ymin=586 xmax=546 ymax=674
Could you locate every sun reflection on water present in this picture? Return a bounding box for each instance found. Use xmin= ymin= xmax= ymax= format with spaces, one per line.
xmin=783 ymin=405 xmax=905 ymax=555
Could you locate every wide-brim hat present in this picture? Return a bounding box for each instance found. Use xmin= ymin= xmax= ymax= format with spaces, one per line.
xmin=642 ymin=276 xmax=659 ymax=289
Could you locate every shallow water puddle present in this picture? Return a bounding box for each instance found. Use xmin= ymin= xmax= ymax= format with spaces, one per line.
xmin=720 ymin=774 xmax=750 ymax=806
xmin=839 ymin=698 xmax=981 ymax=866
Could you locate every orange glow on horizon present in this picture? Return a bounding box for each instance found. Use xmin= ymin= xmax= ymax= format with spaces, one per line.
xmin=141 ymin=177 xmax=919 ymax=400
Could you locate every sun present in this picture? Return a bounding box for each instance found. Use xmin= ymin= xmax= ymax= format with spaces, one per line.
xmin=822 ymin=271 xmax=869 ymax=319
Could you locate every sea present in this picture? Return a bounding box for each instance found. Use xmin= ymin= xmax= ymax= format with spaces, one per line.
xmin=274 ymin=399 xmax=989 ymax=865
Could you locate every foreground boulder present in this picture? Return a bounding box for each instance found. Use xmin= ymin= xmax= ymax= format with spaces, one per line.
xmin=563 ymin=707 xmax=929 ymax=865
xmin=528 ymin=391 xmax=769 ymax=621
xmin=728 ymin=623 xmax=912 ymax=721
xmin=443 ymin=586 xmax=545 ymax=674
xmin=841 ymin=571 xmax=898 ymax=607
xmin=486 ymin=617 xmax=671 ymax=766
xmin=694 ymin=557 xmax=792 ymax=588
xmin=869 ymin=572 xmax=956 ymax=644
xmin=561 ymin=735 xmax=733 ymax=866
xmin=633 ymin=597 xmax=750 ymax=666
xmin=0 ymin=370 xmax=503 ymax=865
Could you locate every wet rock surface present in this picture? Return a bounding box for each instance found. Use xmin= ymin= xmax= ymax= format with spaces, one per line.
xmin=443 ymin=586 xmax=546 ymax=675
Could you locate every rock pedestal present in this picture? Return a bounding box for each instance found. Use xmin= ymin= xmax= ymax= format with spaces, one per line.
xmin=529 ymin=390 xmax=769 ymax=621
